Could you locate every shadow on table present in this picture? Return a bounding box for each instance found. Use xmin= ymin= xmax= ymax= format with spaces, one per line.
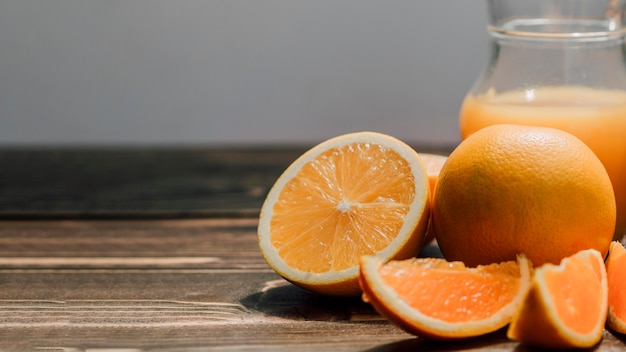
xmin=240 ymin=279 xmax=376 ymax=322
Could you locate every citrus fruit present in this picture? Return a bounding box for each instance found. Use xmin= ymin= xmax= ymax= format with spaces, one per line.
xmin=358 ymin=254 xmax=532 ymax=340
xmin=419 ymin=153 xmax=448 ymax=244
xmin=606 ymin=241 xmax=626 ymax=334
xmin=507 ymin=249 xmax=608 ymax=349
xmin=258 ymin=131 xmax=431 ymax=296
xmin=419 ymin=153 xmax=448 ymax=197
xmin=433 ymin=124 xmax=616 ymax=267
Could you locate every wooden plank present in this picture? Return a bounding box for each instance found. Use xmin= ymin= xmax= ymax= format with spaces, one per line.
xmin=0 ymin=147 xmax=306 ymax=218
xmin=0 ymin=219 xmax=402 ymax=349
xmin=0 ymin=146 xmax=453 ymax=219
xmin=0 ymin=219 xmax=264 ymax=269
xmin=1 ymin=272 xmax=623 ymax=351
xmin=0 ymin=219 xmax=624 ymax=350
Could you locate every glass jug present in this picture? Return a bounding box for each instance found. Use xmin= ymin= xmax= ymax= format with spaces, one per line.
xmin=460 ymin=0 xmax=626 ymax=240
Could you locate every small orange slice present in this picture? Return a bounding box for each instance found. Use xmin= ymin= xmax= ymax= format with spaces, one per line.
xmin=607 ymin=241 xmax=626 ymax=334
xmin=419 ymin=153 xmax=448 ymax=244
xmin=358 ymin=254 xmax=531 ymax=339
xmin=258 ymin=132 xmax=431 ymax=296
xmin=419 ymin=153 xmax=448 ymax=197
xmin=507 ymin=249 xmax=608 ymax=349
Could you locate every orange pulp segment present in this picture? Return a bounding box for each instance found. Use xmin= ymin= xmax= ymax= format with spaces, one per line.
xmin=359 ymin=254 xmax=531 ymax=339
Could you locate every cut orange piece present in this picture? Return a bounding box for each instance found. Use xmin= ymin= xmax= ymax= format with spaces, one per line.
xmin=258 ymin=132 xmax=431 ymax=296
xmin=607 ymin=241 xmax=626 ymax=334
xmin=507 ymin=249 xmax=608 ymax=349
xmin=359 ymin=254 xmax=531 ymax=339
xmin=419 ymin=153 xmax=447 ymax=197
xmin=419 ymin=153 xmax=448 ymax=244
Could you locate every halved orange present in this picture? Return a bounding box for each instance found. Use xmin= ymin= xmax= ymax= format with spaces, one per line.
xmin=607 ymin=241 xmax=626 ymax=334
xmin=507 ymin=249 xmax=608 ymax=349
xmin=359 ymin=254 xmax=531 ymax=339
xmin=258 ymin=132 xmax=431 ymax=296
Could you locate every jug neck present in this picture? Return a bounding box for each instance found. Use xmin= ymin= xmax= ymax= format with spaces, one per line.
xmin=469 ymin=11 xmax=626 ymax=95
xmin=487 ymin=0 xmax=626 ymax=39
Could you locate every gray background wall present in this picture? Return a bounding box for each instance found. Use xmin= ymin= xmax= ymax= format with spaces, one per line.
xmin=0 ymin=1 xmax=488 ymax=146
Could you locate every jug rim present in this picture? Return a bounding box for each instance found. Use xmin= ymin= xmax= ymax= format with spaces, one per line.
xmin=488 ymin=18 xmax=626 ymax=39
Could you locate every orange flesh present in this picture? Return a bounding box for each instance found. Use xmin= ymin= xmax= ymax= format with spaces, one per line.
xmin=378 ymin=259 xmax=521 ymax=322
xmin=609 ymin=244 xmax=626 ymax=322
xmin=544 ymin=254 xmax=604 ymax=335
xmin=270 ymin=143 xmax=415 ymax=273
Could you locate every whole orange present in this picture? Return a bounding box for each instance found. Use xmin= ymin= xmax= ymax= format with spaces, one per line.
xmin=432 ymin=124 xmax=616 ymax=267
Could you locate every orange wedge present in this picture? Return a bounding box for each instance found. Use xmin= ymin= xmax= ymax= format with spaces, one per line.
xmin=419 ymin=153 xmax=447 ymax=197
xmin=507 ymin=249 xmax=608 ymax=349
xmin=258 ymin=132 xmax=431 ymax=296
xmin=419 ymin=153 xmax=447 ymax=244
xmin=359 ymin=254 xmax=531 ymax=339
xmin=607 ymin=241 xmax=626 ymax=334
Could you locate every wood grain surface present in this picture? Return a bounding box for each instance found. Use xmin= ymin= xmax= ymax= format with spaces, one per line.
xmin=0 ymin=148 xmax=623 ymax=351
xmin=0 ymin=147 xmax=309 ymax=218
xmin=0 ymin=146 xmax=452 ymax=218
xmin=0 ymin=219 xmax=624 ymax=351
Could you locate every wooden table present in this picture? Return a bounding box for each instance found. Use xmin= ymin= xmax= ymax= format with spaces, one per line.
xmin=1 ymin=147 xmax=624 ymax=351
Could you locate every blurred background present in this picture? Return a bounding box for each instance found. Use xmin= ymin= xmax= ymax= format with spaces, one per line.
xmin=0 ymin=0 xmax=487 ymax=147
